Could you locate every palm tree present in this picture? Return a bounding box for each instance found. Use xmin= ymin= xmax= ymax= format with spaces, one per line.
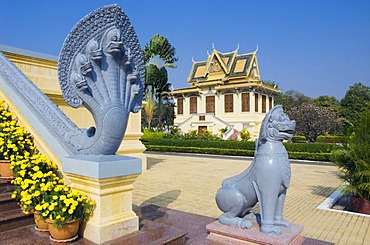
xmin=143 ymin=34 xmax=178 ymax=68
xmin=143 ymin=90 xmax=156 ymax=130
xmin=143 ymin=34 xmax=177 ymax=129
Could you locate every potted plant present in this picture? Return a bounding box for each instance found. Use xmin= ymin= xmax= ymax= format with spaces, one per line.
xmin=0 ymin=101 xmax=35 ymax=178
xmin=35 ymin=182 xmax=95 ymax=241
xmin=331 ymin=109 xmax=370 ymax=214
xmin=11 ymin=154 xmax=61 ymax=231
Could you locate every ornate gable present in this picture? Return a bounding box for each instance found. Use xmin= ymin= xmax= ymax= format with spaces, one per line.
xmin=205 ymin=51 xmax=227 ymax=76
xmin=188 ymin=45 xmax=260 ymax=85
xmin=189 ymin=61 xmax=207 ymax=81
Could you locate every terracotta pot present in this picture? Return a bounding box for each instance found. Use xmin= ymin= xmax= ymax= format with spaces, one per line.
xmin=34 ymin=213 xmax=49 ymax=231
xmin=47 ymin=219 xmax=79 ymax=241
xmin=0 ymin=160 xmax=13 ymax=178
xmin=350 ymin=196 xmax=370 ymax=215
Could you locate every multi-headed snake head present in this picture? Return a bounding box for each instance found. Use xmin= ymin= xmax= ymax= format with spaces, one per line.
xmin=103 ymin=28 xmax=123 ymax=56
xmin=76 ymin=54 xmax=92 ymax=76
xmin=86 ymin=39 xmax=103 ymax=61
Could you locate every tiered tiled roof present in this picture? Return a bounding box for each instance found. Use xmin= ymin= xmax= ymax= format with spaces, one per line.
xmin=173 ymin=46 xmax=279 ymax=95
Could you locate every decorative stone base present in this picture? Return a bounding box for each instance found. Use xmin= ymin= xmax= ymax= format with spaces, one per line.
xmin=63 ymin=155 xmax=142 ymax=244
xmin=82 ymin=212 xmax=139 ymax=243
xmin=207 ymin=221 xmax=304 ymax=245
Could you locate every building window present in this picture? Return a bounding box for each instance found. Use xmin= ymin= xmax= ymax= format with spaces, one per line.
xmin=255 ymin=93 xmax=259 ymax=112
xmin=269 ymin=97 xmax=273 ymax=110
xmin=224 ymin=94 xmax=233 ymax=113
xmin=206 ymin=96 xmax=215 ymax=113
xmin=241 ymin=93 xmax=250 ymax=112
xmin=177 ymin=98 xmax=183 ymax=114
xmin=262 ymin=95 xmax=267 ymax=113
xmin=199 ymin=115 xmax=205 ymax=121
xmin=190 ymin=97 xmax=197 ymax=114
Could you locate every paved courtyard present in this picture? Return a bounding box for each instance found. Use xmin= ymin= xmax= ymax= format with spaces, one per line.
xmin=133 ymin=152 xmax=370 ymax=245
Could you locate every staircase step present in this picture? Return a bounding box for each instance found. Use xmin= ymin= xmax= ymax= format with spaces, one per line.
xmin=0 ymin=209 xmax=34 ymax=233
xmin=0 ymin=179 xmax=14 ymax=194
xmin=0 ymin=193 xmax=19 ymax=212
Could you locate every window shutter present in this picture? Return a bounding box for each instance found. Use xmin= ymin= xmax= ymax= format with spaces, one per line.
xmin=177 ymin=98 xmax=183 ymax=114
xmin=241 ymin=93 xmax=250 ymax=112
xmin=262 ymin=95 xmax=266 ymax=113
xmin=190 ymin=97 xmax=197 ymax=114
xmin=225 ymin=94 xmax=233 ymax=113
xmin=206 ymin=96 xmax=215 ymax=113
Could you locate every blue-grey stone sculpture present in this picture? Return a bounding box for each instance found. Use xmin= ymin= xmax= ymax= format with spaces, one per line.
xmin=0 ymin=4 xmax=143 ymax=157
xmin=215 ymin=105 xmax=296 ymax=235
xmin=58 ymin=4 xmax=144 ymax=155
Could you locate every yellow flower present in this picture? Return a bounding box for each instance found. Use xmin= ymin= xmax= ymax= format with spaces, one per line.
xmin=52 ymin=195 xmax=58 ymax=200
xmin=35 ymin=204 xmax=42 ymax=211
xmin=32 ymin=166 xmax=39 ymax=172
xmin=48 ymin=205 xmax=54 ymax=211
xmin=68 ymin=209 xmax=74 ymax=214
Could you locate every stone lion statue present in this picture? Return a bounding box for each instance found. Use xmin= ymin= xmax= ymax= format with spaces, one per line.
xmin=215 ymin=105 xmax=296 ymax=235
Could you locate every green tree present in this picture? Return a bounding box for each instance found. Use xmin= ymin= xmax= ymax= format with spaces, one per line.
xmin=286 ymin=102 xmax=342 ymax=142
xmin=160 ymin=99 xmax=175 ymax=130
xmin=332 ymin=109 xmax=370 ymax=200
xmin=143 ymin=34 xmax=178 ymax=68
xmin=340 ymin=83 xmax=370 ymax=127
xmin=313 ymin=95 xmax=341 ymax=114
xmin=143 ymin=34 xmax=178 ymax=129
xmin=275 ymin=90 xmax=312 ymax=111
xmin=143 ymin=90 xmax=156 ymax=130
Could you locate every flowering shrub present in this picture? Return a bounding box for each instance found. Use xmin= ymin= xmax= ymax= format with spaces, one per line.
xmin=2 ymin=99 xmax=96 ymax=227
xmin=240 ymin=128 xmax=251 ymax=141
xmin=37 ymin=185 xmax=95 ymax=227
xmin=11 ymin=154 xmax=95 ymax=227
xmin=0 ymin=101 xmax=35 ymax=160
xmin=11 ymin=154 xmax=61 ymax=213
xmin=286 ymin=103 xmax=342 ymax=142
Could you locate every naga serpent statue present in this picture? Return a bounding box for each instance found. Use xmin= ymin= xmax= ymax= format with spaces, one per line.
xmin=0 ymin=5 xmax=143 ymax=157
xmin=58 ymin=4 xmax=144 ymax=155
xmin=215 ymin=105 xmax=296 ymax=235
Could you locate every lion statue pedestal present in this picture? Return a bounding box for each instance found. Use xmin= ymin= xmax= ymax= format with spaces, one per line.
xmin=207 ymin=105 xmax=305 ymax=244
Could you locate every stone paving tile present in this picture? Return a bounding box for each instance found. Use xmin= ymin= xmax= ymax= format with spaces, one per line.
xmin=133 ymin=152 xmax=370 ymax=245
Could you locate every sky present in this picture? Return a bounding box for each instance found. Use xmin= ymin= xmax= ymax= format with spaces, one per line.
xmin=0 ymin=0 xmax=369 ymax=100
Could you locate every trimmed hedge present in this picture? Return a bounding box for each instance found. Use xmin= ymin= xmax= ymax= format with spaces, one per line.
xmin=144 ymin=145 xmax=332 ymax=161
xmin=317 ymin=135 xmax=347 ymax=143
xmin=143 ymin=138 xmax=336 ymax=153
xmin=145 ymin=145 xmax=255 ymax=157
xmin=140 ymin=130 xmax=166 ymax=142
xmin=283 ymin=142 xmax=336 ymax=153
